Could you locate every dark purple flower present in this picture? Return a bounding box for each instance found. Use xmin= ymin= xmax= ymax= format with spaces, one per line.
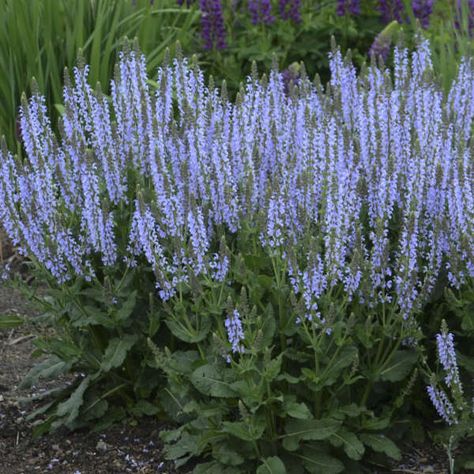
xmin=412 ymin=0 xmax=434 ymax=28
xmin=281 ymin=64 xmax=300 ymax=95
xmin=279 ymin=0 xmax=301 ymax=23
xmin=248 ymin=0 xmax=275 ymax=25
xmin=378 ymin=0 xmax=404 ymax=23
xmin=199 ymin=0 xmax=227 ymax=50
xmin=337 ymin=0 xmax=361 ymax=16
xmin=369 ymin=30 xmax=392 ymax=61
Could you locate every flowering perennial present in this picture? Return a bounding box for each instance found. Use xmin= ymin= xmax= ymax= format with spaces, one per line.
xmin=225 ymin=309 xmax=245 ymax=357
xmin=436 ymin=322 xmax=462 ymax=389
xmin=199 ymin=0 xmax=226 ymax=49
xmin=337 ymin=0 xmax=361 ymax=16
xmin=426 ymin=384 xmax=458 ymax=425
xmin=0 ymin=43 xmax=473 ymax=322
xmin=248 ymin=0 xmax=275 ymax=24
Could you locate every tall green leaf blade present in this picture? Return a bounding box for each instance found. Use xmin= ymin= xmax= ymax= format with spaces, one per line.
xmin=0 ymin=313 xmax=24 ymax=328
xmin=101 ymin=335 xmax=138 ymax=372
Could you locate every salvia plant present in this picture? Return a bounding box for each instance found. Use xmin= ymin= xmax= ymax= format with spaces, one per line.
xmin=425 ymin=321 xmax=474 ymax=472
xmin=1 ymin=40 xmax=474 ymax=472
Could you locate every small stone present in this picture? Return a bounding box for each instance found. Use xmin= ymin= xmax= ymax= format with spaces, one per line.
xmin=96 ymin=440 xmax=108 ymax=452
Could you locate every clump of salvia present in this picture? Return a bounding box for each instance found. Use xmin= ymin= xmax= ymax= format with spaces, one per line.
xmin=2 ymin=41 xmax=472 ymax=320
xmin=1 ymin=41 xmax=473 ymax=471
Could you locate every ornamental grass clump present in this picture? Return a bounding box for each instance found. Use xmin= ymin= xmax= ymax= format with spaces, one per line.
xmin=1 ymin=41 xmax=473 ymax=472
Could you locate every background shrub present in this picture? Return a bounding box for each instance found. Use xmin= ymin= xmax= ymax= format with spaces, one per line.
xmin=2 ymin=0 xmax=473 ymax=147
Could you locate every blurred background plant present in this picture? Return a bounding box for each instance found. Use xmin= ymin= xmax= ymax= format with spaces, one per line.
xmin=0 ymin=0 xmax=199 ymax=149
xmin=1 ymin=0 xmax=473 ymax=147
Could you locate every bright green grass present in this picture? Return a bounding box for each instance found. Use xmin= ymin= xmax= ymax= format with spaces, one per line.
xmin=0 ymin=0 xmax=199 ymax=147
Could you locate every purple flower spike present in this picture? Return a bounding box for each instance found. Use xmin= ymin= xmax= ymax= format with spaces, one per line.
xmin=426 ymin=384 xmax=458 ymax=425
xmin=279 ymin=0 xmax=301 ymax=23
xmin=248 ymin=0 xmax=275 ymax=25
xmin=369 ymin=31 xmax=392 ymax=61
xmin=412 ymin=0 xmax=434 ymax=28
xmin=199 ymin=0 xmax=227 ymax=50
xmin=436 ymin=323 xmax=462 ymax=390
xmin=378 ymin=0 xmax=404 ymax=23
xmin=337 ymin=0 xmax=361 ymax=16
xmin=225 ymin=309 xmax=245 ymax=357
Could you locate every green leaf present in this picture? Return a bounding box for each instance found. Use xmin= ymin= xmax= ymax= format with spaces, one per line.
xmin=31 ymin=415 xmax=56 ymax=438
xmin=331 ymin=429 xmax=365 ymax=460
xmin=164 ymin=431 xmax=199 ymax=464
xmin=56 ymin=376 xmax=91 ymax=425
xmin=168 ymin=350 xmax=201 ymax=375
xmin=257 ymin=456 xmax=287 ymax=474
xmin=361 ymin=415 xmax=391 ymax=431
xmin=321 ymin=346 xmax=358 ymax=387
xmin=284 ymin=418 xmax=341 ymax=442
xmin=20 ymin=356 xmax=71 ymax=389
xmin=264 ymin=354 xmax=283 ymax=381
xmin=54 ymin=103 xmax=65 ymax=115
xmin=222 ymin=419 xmax=265 ymax=442
xmin=332 ymin=404 xmax=365 ymax=420
xmin=379 ymin=350 xmax=418 ymax=382
xmin=83 ymin=399 xmax=109 ymax=421
xmin=190 ymin=364 xmax=237 ymax=398
xmin=101 ymin=335 xmax=138 ymax=372
xmin=69 ymin=304 xmax=116 ymax=329
xmin=130 ymin=400 xmax=159 ymax=417
xmin=282 ymin=435 xmax=299 ymax=452
xmin=0 ymin=313 xmax=24 ymax=328
xmin=295 ymin=446 xmax=345 ymax=473
xmin=165 ymin=316 xmax=211 ymax=343
xmin=360 ymin=433 xmax=401 ymax=461
xmin=277 ymin=373 xmax=300 ymax=384
xmin=458 ymin=353 xmax=474 ymax=373
xmin=284 ymin=401 xmax=313 ymax=420
xmin=114 ymin=290 xmax=137 ymax=322
xmin=213 ymin=442 xmax=245 ymax=466
xmin=91 ymin=406 xmax=126 ymax=432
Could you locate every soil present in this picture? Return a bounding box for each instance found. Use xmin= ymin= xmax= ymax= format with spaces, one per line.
xmin=0 ymin=286 xmax=185 ymax=474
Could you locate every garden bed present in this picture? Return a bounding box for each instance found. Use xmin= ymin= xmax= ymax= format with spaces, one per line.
xmin=0 ymin=286 xmax=459 ymax=473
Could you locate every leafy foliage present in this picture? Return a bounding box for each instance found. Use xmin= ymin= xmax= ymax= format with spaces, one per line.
xmin=1 ymin=41 xmax=474 ymax=473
